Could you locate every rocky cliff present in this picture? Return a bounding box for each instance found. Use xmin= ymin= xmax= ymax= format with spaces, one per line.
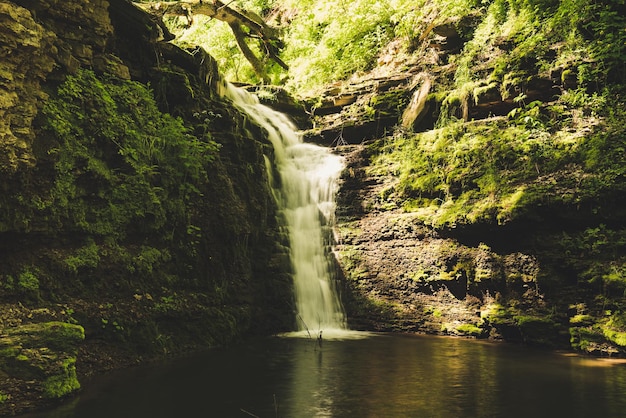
xmin=290 ymin=2 xmax=626 ymax=352
xmin=0 ymin=0 xmax=293 ymax=414
xmin=307 ymin=5 xmax=626 ymax=356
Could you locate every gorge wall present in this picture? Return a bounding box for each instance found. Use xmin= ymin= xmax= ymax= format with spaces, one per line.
xmin=303 ymin=8 xmax=626 ymax=357
xmin=0 ymin=0 xmax=293 ymax=414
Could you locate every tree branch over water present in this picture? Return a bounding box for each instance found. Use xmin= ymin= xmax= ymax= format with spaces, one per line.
xmin=138 ymin=0 xmax=288 ymax=82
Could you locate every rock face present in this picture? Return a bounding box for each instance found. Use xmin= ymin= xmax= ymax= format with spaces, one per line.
xmin=302 ymin=71 xmax=418 ymax=145
xmin=335 ymin=145 xmax=556 ymax=344
xmin=0 ymin=2 xmax=56 ymax=174
xmin=0 ymin=1 xmax=292 ymax=414
xmin=321 ymin=11 xmax=625 ymax=356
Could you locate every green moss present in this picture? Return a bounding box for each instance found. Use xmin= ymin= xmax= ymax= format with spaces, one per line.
xmin=64 ymin=238 xmax=101 ymax=274
xmin=514 ymin=315 xmax=561 ymax=346
xmin=16 ymin=269 xmax=39 ymax=293
xmin=484 ymin=304 xmax=516 ymax=326
xmin=456 ymin=323 xmax=484 ymax=337
xmin=369 ymin=90 xmax=410 ymax=116
xmin=37 ymin=68 xmax=220 ymax=243
xmin=42 ymin=357 xmax=80 ymax=399
xmin=600 ymin=313 xmax=626 ymax=347
xmin=410 ymin=269 xmax=430 ymax=282
xmin=371 ymin=85 xmax=626 ymax=228
xmin=2 ymin=268 xmax=41 ymax=300
xmin=569 ymin=327 xmax=606 ymax=352
xmin=602 ymin=328 xmax=626 ymax=347
xmin=15 ymin=354 xmax=29 ymax=362
xmin=569 ymin=314 xmax=594 ymax=326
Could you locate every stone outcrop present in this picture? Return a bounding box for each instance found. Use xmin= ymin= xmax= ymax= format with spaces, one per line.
xmin=317 ymin=11 xmax=624 ymax=355
xmin=334 ymin=144 xmax=558 ymax=344
xmin=302 ymin=71 xmax=419 ymax=145
xmin=0 ymin=2 xmax=56 ymax=174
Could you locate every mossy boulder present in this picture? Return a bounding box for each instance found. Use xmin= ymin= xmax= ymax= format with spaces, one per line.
xmin=0 ymin=322 xmax=84 ymax=400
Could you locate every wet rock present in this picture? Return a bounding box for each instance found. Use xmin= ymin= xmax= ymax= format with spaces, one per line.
xmin=92 ymin=54 xmax=131 ymax=79
xmin=244 ymin=84 xmax=310 ymax=129
xmin=429 ymin=12 xmax=482 ymax=54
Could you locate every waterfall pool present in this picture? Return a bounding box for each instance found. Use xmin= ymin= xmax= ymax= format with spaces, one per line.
xmin=19 ymin=333 xmax=626 ymax=418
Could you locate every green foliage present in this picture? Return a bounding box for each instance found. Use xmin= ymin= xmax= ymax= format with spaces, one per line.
xmin=154 ymin=294 xmax=182 ymax=314
xmin=171 ymin=15 xmax=262 ymax=83
xmin=16 ymin=269 xmax=40 ymax=294
xmin=446 ymin=0 xmax=626 ymax=104
xmin=602 ymin=312 xmax=626 ymax=346
xmin=570 ymin=311 xmax=626 ymax=353
xmin=162 ymin=0 xmax=625 ymax=95
xmin=282 ymin=0 xmax=397 ymax=93
xmin=29 ymin=69 xmax=223 ymax=289
xmin=170 ymin=0 xmax=430 ymax=91
xmin=129 ymin=246 xmax=172 ymax=275
xmin=167 ymin=0 xmax=277 ymax=83
xmin=2 ymin=268 xmax=41 ymax=300
xmin=371 ymin=77 xmax=625 ymax=226
xmin=456 ymin=323 xmax=484 ymax=336
xmin=561 ymin=226 xmax=625 ymax=259
xmin=569 ymin=314 xmax=594 ymax=326
xmin=550 ymin=0 xmax=626 ymax=84
xmin=371 ymin=121 xmax=537 ymax=225
xmin=64 ymin=239 xmax=101 ymax=274
xmin=279 ymin=0 xmax=497 ymax=93
xmin=569 ymin=326 xmax=605 ymax=352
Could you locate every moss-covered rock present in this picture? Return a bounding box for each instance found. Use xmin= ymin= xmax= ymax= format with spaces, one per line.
xmin=0 ymin=321 xmax=84 ymax=403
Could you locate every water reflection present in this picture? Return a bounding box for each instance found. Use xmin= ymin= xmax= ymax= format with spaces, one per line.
xmin=18 ymin=334 xmax=626 ymax=418
xmin=283 ymin=335 xmax=502 ymax=417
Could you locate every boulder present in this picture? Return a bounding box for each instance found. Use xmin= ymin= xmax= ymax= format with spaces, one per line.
xmin=0 ymin=322 xmax=85 ymax=404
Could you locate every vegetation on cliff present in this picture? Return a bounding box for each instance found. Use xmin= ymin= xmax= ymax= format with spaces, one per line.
xmin=363 ymin=0 xmax=625 ymax=354
xmin=166 ymin=0 xmax=624 ymax=93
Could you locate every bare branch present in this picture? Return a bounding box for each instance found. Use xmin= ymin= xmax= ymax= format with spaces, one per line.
xmin=139 ymin=0 xmax=287 ymax=80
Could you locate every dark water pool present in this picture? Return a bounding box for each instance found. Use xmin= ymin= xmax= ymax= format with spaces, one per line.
xmin=19 ymin=333 xmax=626 ymax=418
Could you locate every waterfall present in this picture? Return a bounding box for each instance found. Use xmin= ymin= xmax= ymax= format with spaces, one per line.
xmin=221 ymin=82 xmax=347 ymax=334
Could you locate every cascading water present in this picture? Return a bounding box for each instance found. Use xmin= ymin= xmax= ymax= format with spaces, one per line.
xmin=221 ymin=82 xmax=347 ymax=334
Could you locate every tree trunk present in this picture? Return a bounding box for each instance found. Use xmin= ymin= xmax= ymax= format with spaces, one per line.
xmin=229 ymin=21 xmax=269 ymax=83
